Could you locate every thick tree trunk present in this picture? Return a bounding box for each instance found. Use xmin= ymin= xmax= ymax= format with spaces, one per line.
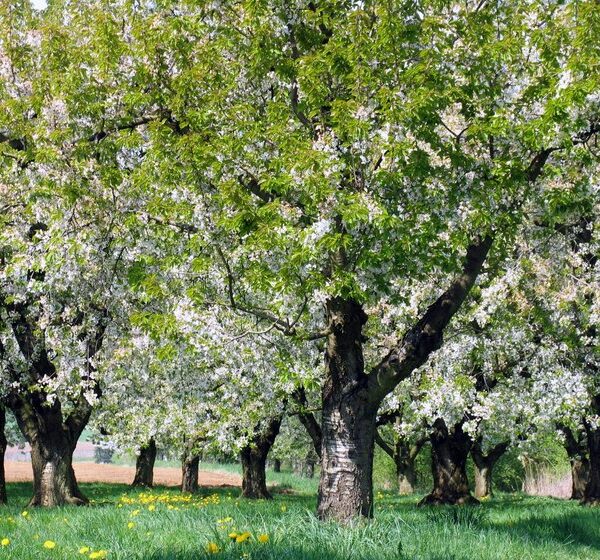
xmin=240 ymin=416 xmax=282 ymax=500
xmin=317 ymin=298 xmax=378 ymax=521
xmin=273 ymin=459 xmax=281 ymax=473
xmin=132 ymin=438 xmax=157 ymax=488
xmin=471 ymin=440 xmax=508 ymax=499
xmin=560 ymin=424 xmax=590 ymax=501
xmin=420 ymin=419 xmax=477 ymax=506
xmin=0 ymin=408 xmax=6 ymax=505
xmin=583 ymin=399 xmax=600 ymax=505
xmin=571 ymin=458 xmax=590 ymax=500
xmin=181 ymin=453 xmax=200 ymax=494
xmin=11 ymin=398 xmax=88 ymax=507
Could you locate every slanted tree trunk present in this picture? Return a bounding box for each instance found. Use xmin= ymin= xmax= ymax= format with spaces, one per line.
xmin=181 ymin=453 xmax=200 ymax=494
xmin=0 ymin=407 xmax=6 ymax=505
xmin=10 ymin=395 xmax=89 ymax=507
xmin=273 ymin=459 xmax=281 ymax=473
xmin=132 ymin=438 xmax=157 ymax=488
xmin=471 ymin=440 xmax=508 ymax=499
xmin=583 ymin=397 xmax=600 ymax=505
xmin=241 ymin=415 xmax=282 ymax=499
xmin=419 ymin=419 xmax=477 ymax=506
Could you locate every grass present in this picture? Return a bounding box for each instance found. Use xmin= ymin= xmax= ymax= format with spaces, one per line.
xmin=0 ymin=471 xmax=599 ymax=559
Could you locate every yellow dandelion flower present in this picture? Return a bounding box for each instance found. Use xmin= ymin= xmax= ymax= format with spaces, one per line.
xmin=235 ymin=531 xmax=251 ymax=543
xmin=43 ymin=540 xmax=56 ymax=549
xmin=131 ymin=509 xmax=140 ymax=516
xmin=148 ymin=505 xmax=156 ymax=511
xmin=228 ymin=532 xmax=238 ymax=540
xmin=21 ymin=511 xmax=29 ymax=518
xmin=206 ymin=542 xmax=220 ymax=554
xmin=1 ymin=538 xmax=10 ymax=547
xmin=127 ymin=522 xmax=135 ymax=529
xmin=79 ymin=546 xmax=90 ymax=554
xmin=280 ymin=505 xmax=287 ymax=512
xmin=89 ymin=550 xmax=108 ymax=559
xmin=257 ymin=534 xmax=269 ymax=544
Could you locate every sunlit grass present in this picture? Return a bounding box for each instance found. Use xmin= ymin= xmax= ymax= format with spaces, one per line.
xmin=0 ymin=475 xmax=598 ymax=559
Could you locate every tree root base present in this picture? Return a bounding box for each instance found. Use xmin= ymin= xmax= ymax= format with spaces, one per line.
xmin=418 ymin=493 xmax=480 ymax=506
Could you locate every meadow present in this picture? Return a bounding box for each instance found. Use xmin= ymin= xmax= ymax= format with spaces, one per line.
xmin=0 ymin=467 xmax=598 ymax=560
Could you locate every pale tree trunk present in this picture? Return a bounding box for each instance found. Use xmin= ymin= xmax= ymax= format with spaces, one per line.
xmin=560 ymin=425 xmax=590 ymax=500
xmin=240 ymin=415 xmax=282 ymax=499
xmin=0 ymin=407 xmax=6 ymax=505
xmin=10 ymin=395 xmax=89 ymax=506
xmin=317 ymin=298 xmax=378 ymax=521
xmin=397 ymin=453 xmax=418 ymax=495
xmin=583 ymin=397 xmax=600 ymax=505
xmin=132 ymin=438 xmax=157 ymax=488
xmin=181 ymin=454 xmax=200 ymax=494
xmin=419 ymin=419 xmax=477 ymax=506
xmin=471 ymin=439 xmax=508 ymax=499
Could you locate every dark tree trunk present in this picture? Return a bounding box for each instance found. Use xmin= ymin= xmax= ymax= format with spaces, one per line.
xmin=273 ymin=458 xmax=281 ymax=473
xmin=419 ymin=419 xmax=477 ymax=506
xmin=181 ymin=453 xmax=200 ymax=494
xmin=583 ymin=398 xmax=600 ymax=505
xmin=10 ymin=395 xmax=89 ymax=507
xmin=317 ymin=298 xmax=378 ymax=521
xmin=0 ymin=407 xmax=6 ymax=505
xmin=471 ymin=440 xmax=508 ymax=499
xmin=572 ymin=458 xmax=590 ymax=500
xmin=560 ymin=424 xmax=590 ymax=500
xmin=132 ymin=438 xmax=157 ymax=488
xmin=240 ymin=415 xmax=282 ymax=500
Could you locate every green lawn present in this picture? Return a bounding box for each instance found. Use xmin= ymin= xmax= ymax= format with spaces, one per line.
xmin=0 ymin=475 xmax=599 ymax=559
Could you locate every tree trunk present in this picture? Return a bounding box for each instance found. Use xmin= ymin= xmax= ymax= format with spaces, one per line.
xmin=305 ymin=459 xmax=315 ymax=479
xmin=181 ymin=453 xmax=200 ymax=494
xmin=471 ymin=440 xmax=508 ymax=499
xmin=419 ymin=419 xmax=477 ymax=506
xmin=0 ymin=408 xmax=6 ymax=505
xmin=559 ymin=424 xmax=590 ymax=501
xmin=317 ymin=298 xmax=379 ymax=521
xmin=397 ymin=456 xmax=417 ymax=495
xmin=273 ymin=458 xmax=281 ymax=473
xmin=132 ymin=438 xmax=157 ymax=488
xmin=240 ymin=416 xmax=282 ymax=500
xmin=583 ymin=398 xmax=600 ymax=505
xmin=11 ymin=397 xmax=88 ymax=506
xmin=571 ymin=457 xmax=590 ymax=501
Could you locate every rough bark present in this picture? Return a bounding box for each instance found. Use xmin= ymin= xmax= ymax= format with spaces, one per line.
xmin=317 ymin=298 xmax=378 ymax=521
xmin=471 ymin=440 xmax=508 ymax=499
xmin=132 ymin=438 xmax=157 ymax=488
xmin=583 ymin=397 xmax=600 ymax=505
xmin=560 ymin=425 xmax=589 ymax=500
xmin=273 ymin=458 xmax=281 ymax=473
xmin=240 ymin=415 xmax=282 ymax=499
xmin=181 ymin=453 xmax=200 ymax=494
xmin=0 ymin=407 xmax=6 ymax=505
xmin=10 ymin=397 xmax=88 ymax=506
xmin=419 ymin=419 xmax=477 ymax=506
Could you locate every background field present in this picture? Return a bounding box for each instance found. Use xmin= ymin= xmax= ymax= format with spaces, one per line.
xmin=1 ymin=464 xmax=599 ymax=560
